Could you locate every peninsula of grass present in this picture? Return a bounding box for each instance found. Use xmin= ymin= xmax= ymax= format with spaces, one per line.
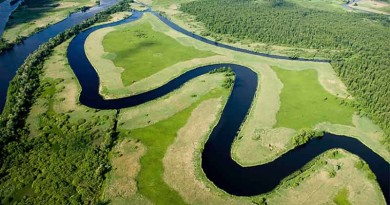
xmin=273 ymin=66 xmax=355 ymax=130
xmin=121 ymin=87 xmax=230 ymax=204
xmin=102 ymin=21 xmax=214 ymax=86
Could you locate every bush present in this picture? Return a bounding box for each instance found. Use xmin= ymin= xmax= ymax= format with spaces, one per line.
xmin=292 ymin=128 xmax=324 ymax=146
xmin=329 ymin=169 xmax=337 ymax=178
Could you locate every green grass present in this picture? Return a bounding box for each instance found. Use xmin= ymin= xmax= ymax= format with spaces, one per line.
xmin=125 ymin=87 xmax=229 ymax=205
xmin=102 ymin=21 xmax=214 ymax=86
xmin=333 ymin=188 xmax=351 ymax=205
xmin=273 ymin=66 xmax=355 ymax=130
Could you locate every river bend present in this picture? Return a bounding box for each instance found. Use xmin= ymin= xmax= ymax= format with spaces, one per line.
xmin=67 ymin=10 xmax=390 ymax=203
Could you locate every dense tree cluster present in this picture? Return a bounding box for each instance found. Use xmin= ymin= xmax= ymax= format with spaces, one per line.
xmin=292 ymin=128 xmax=323 ymax=146
xmin=355 ymin=159 xmax=377 ymax=180
xmin=0 ymin=38 xmax=13 ymax=53
xmin=181 ymin=0 xmax=390 ymax=145
xmin=0 ymin=0 xmax=132 ymax=203
xmin=209 ymin=67 xmax=235 ymax=88
xmin=0 ymin=104 xmax=117 ymax=204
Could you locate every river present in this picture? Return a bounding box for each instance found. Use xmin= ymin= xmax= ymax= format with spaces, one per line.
xmin=67 ymin=10 xmax=390 ymax=203
xmin=0 ymin=3 xmax=388 ymax=203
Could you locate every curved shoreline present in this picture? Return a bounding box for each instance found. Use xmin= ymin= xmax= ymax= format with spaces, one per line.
xmin=66 ymin=10 xmax=389 ymax=203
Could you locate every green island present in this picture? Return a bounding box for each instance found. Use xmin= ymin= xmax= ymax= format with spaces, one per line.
xmin=0 ymin=0 xmax=389 ymax=204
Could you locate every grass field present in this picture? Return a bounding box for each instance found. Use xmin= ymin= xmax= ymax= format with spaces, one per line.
xmin=273 ymin=66 xmax=355 ymax=130
xmin=3 ymin=0 xmax=96 ymax=42
xmin=163 ymin=98 xmax=248 ymax=205
xmin=102 ymin=139 xmax=151 ymax=205
xmin=102 ymin=20 xmax=214 ymax=86
xmin=117 ymin=87 xmax=230 ymax=204
xmin=119 ymin=73 xmax=227 ymax=130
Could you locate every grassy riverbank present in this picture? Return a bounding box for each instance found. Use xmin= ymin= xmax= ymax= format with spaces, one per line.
xmin=106 ymin=83 xmax=231 ymax=204
xmin=3 ymin=0 xmax=97 ymax=43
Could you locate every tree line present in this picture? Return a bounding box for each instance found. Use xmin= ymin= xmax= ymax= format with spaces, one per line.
xmin=181 ymin=0 xmax=390 ymax=147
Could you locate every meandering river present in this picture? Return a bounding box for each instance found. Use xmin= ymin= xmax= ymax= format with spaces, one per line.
xmin=67 ymin=11 xmax=389 ymax=203
xmin=0 ymin=4 xmax=388 ymax=203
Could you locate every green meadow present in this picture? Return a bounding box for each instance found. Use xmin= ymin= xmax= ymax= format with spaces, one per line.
xmin=273 ymin=66 xmax=355 ymax=130
xmin=124 ymin=87 xmax=229 ymax=204
xmin=102 ymin=21 xmax=214 ymax=86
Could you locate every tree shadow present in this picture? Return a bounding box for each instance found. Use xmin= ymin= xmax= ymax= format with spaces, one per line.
xmin=115 ymin=40 xmax=158 ymax=57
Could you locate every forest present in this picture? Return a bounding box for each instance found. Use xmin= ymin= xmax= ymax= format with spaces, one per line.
xmin=0 ymin=0 xmax=132 ymax=204
xmin=180 ymin=0 xmax=390 ymax=147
